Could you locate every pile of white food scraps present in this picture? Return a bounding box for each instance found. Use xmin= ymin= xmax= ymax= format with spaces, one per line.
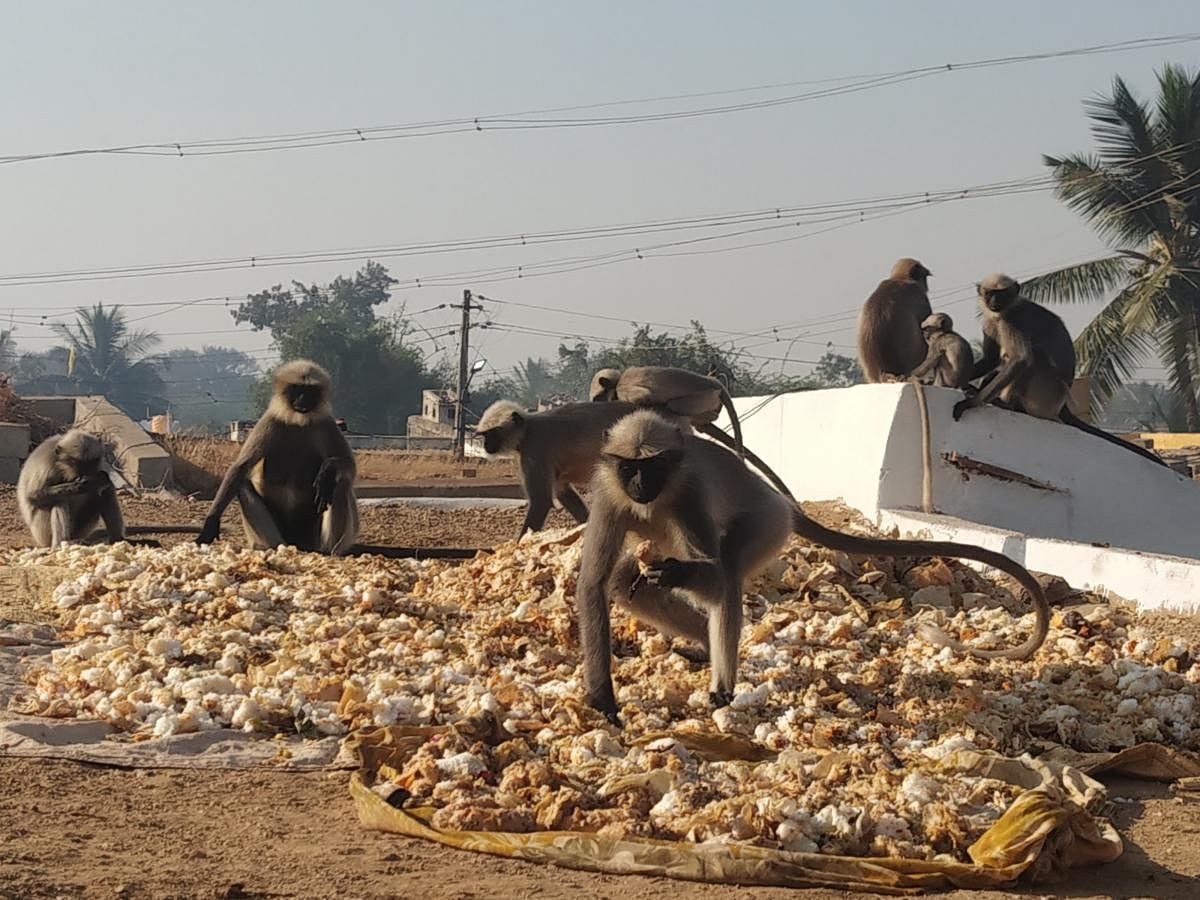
xmin=6 ymin=534 xmax=1200 ymax=861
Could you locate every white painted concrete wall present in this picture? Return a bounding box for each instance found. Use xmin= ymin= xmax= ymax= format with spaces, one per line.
xmin=720 ymin=384 xmax=1200 ymax=562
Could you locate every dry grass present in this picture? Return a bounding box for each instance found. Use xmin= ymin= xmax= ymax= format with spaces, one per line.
xmin=162 ymin=435 xmax=516 ymax=498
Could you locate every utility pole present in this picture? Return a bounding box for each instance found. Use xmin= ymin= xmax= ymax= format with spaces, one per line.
xmin=451 ymin=289 xmax=482 ymax=459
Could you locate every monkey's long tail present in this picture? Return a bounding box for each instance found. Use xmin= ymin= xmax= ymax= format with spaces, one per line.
xmin=790 ymin=507 xmax=1049 ymax=660
xmin=699 ymin=424 xmax=794 ymax=499
xmin=909 ymin=378 xmax=934 ymax=514
xmin=1059 ymin=409 xmax=1168 ymax=468
xmin=716 ymin=388 xmax=745 ymax=459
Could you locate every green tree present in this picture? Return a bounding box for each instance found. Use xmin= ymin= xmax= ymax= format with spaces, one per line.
xmin=50 ymin=304 xmax=165 ymax=416
xmin=809 ymin=351 xmax=864 ymax=388
xmin=161 ymin=346 xmax=261 ymax=431
xmin=1024 ymin=64 xmax=1200 ymax=427
xmin=234 ymin=263 xmax=433 ymax=433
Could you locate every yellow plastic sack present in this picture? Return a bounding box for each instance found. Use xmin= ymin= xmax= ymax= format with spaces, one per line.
xmin=348 ymin=726 xmax=1128 ymax=894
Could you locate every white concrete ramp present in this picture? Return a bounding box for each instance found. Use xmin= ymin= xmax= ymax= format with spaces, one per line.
xmin=721 ymin=384 xmax=1200 ymax=612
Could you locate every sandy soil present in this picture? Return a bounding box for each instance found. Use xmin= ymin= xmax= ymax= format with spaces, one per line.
xmin=2 ymin=491 xmax=1200 ymax=898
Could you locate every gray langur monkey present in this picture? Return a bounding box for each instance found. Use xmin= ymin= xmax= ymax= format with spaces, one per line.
xmin=196 ymin=359 xmax=360 ymax=554
xmin=590 ymin=366 xmax=745 ymax=458
xmin=18 ymin=429 xmax=126 ymax=548
xmin=576 ymin=409 xmax=1050 ymax=725
xmin=911 ymin=313 xmax=974 ymax=389
xmin=476 ymin=399 xmax=639 ymax=536
xmin=857 ymin=258 xmax=934 ymax=383
xmin=953 ymin=274 xmax=1166 ymax=467
xmin=589 ymin=365 xmax=794 ymax=499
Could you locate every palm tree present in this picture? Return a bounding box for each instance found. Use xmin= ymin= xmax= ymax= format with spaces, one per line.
xmin=51 ymin=304 xmax=165 ymax=415
xmin=509 ymin=357 xmax=557 ymax=407
xmin=1024 ymin=64 xmax=1200 ymax=428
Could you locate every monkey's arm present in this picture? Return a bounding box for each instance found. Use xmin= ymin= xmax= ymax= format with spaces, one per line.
xmin=576 ymin=501 xmax=627 ymax=724
xmin=954 ymin=327 xmax=1030 ymax=420
xmin=197 ymin=429 xmax=270 ymax=543
xmin=908 ymin=343 xmax=944 ymax=382
xmin=518 ymin=455 xmax=555 ymax=535
xmin=25 ymin=476 xmax=98 ymax=508
xmin=970 ymin=334 xmax=1001 ymax=382
xmin=642 ymin=485 xmax=725 ymax=602
xmin=314 ymin=424 xmax=357 ymax=513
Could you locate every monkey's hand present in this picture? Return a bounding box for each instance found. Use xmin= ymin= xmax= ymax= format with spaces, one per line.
xmin=642 ymin=557 xmax=693 ymax=590
xmin=196 ymin=516 xmax=221 ymax=545
xmin=86 ymin=471 xmax=115 ymax=495
xmin=313 ymin=460 xmax=339 ymax=514
xmin=952 ymin=398 xmax=976 ymax=421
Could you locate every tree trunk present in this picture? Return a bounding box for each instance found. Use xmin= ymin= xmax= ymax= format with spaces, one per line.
xmin=1184 ymin=389 xmax=1200 ymax=431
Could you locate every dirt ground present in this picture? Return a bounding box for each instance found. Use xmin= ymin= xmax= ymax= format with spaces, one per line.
xmin=2 ymin=490 xmax=1200 ymax=899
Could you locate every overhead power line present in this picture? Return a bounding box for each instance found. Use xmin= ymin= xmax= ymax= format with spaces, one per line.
xmin=2 ymin=32 xmax=1197 ymax=167
xmin=0 ymin=174 xmax=1059 ymax=288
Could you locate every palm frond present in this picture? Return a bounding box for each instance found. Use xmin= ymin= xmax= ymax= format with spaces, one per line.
xmin=1022 ymin=255 xmax=1130 ymax=305
xmin=1042 ymin=154 xmax=1163 ymax=245
xmin=1072 ymin=281 xmax=1161 ymax=405
xmin=1153 ymin=64 xmax=1200 ymax=179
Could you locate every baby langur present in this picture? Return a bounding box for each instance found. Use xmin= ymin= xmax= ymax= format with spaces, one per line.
xmin=590 ymin=366 xmax=744 ymax=458
xmin=576 ymin=410 xmax=1050 ymax=725
xmin=18 ymin=429 xmax=125 ymax=548
xmin=953 ymin=274 xmax=1166 ymax=467
xmin=476 ymin=399 xmax=639 ymax=535
xmin=910 ymin=313 xmax=974 ymax=389
xmin=590 ymin=365 xmax=793 ymax=498
xmin=857 ymin=258 xmax=933 ymax=383
xmin=197 ymin=359 xmax=360 ymax=553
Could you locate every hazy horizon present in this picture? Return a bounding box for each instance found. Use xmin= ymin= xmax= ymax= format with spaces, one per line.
xmin=3 ymin=2 xmax=1199 ymax=387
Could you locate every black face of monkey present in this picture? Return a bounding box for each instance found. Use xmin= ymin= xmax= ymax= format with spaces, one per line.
xmin=608 ymin=450 xmax=683 ymax=504
xmin=481 ymin=429 xmax=504 ymax=454
xmin=979 ymin=283 xmax=1018 ymax=313
xmin=287 ymin=383 xmax=324 ymax=414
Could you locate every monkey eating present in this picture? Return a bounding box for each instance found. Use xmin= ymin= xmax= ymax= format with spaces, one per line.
xmin=857 ymin=258 xmax=934 ymax=383
xmin=589 ymin=365 xmax=793 ymax=498
xmin=476 ymin=399 xmax=640 ymax=535
xmin=196 ymin=359 xmax=360 ymax=554
xmin=576 ymin=409 xmax=1050 ymax=725
xmin=910 ymin=313 xmax=974 ymax=389
xmin=18 ymin=429 xmax=126 ymax=548
xmin=953 ymin=274 xmax=1166 ymax=467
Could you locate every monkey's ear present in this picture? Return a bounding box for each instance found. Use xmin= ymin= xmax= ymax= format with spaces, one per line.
xmin=599 ymin=375 xmax=617 ymax=390
xmin=1011 ymin=279 xmax=1022 ymax=293
xmin=510 ymin=411 xmax=524 ymax=425
xmin=974 ymin=282 xmax=983 ymax=295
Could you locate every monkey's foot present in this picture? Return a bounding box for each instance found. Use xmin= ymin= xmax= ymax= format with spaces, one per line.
xmin=951 ymin=399 xmax=974 ymax=421
xmin=586 ymin=692 xmax=622 ymax=727
xmin=709 ymin=689 xmax=733 ymax=710
xmin=671 ymin=643 xmax=709 ymax=665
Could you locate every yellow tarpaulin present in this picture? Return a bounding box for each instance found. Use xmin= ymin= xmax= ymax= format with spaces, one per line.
xmin=345 ymin=726 xmax=1195 ymax=894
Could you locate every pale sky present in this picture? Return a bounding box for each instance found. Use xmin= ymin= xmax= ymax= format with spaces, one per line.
xmin=2 ymin=2 xmax=1198 ymax=386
